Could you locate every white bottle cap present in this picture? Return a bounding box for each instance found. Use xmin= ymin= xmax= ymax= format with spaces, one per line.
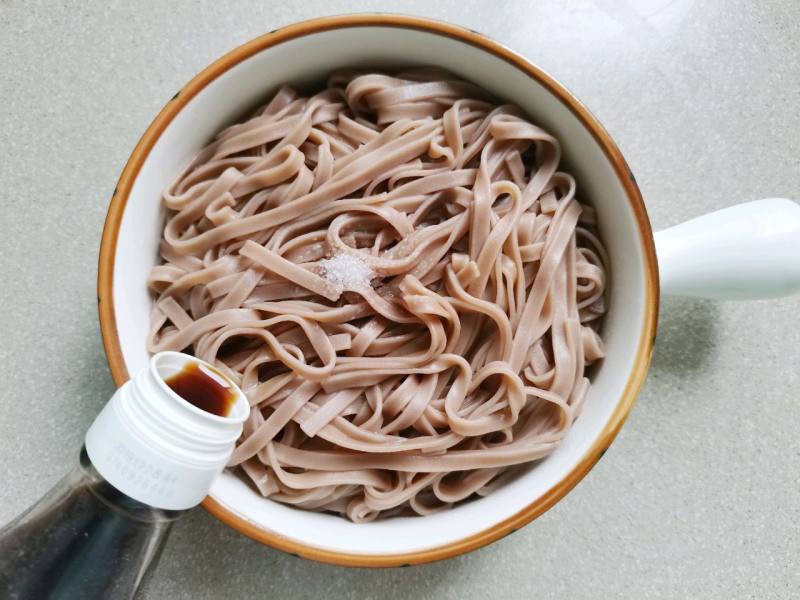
xmin=85 ymin=351 xmax=249 ymax=510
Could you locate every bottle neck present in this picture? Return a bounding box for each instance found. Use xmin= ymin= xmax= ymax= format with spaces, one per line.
xmin=76 ymin=446 xmax=185 ymax=524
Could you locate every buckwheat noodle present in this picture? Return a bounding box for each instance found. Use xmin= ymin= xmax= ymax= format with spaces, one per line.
xmin=147 ymin=70 xmax=607 ymax=522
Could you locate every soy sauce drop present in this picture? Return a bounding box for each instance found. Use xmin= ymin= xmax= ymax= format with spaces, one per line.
xmin=164 ymin=361 xmax=237 ymax=417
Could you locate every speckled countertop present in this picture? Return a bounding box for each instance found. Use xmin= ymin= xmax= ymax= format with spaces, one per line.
xmin=1 ymin=1 xmax=798 ymax=598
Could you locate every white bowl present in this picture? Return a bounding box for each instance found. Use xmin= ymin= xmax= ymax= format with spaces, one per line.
xmin=98 ymin=14 xmax=658 ymax=566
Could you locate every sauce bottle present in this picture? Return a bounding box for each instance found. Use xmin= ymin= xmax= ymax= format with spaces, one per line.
xmin=0 ymin=352 xmax=249 ymax=599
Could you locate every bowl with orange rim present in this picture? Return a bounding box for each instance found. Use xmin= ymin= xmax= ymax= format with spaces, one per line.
xmin=98 ymin=14 xmax=800 ymax=566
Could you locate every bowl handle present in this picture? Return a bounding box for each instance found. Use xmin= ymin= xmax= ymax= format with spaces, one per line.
xmin=653 ymin=198 xmax=800 ymax=300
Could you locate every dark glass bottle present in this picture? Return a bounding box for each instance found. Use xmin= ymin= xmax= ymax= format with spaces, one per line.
xmin=0 ymin=448 xmax=182 ymax=600
xmin=0 ymin=352 xmax=248 ymax=600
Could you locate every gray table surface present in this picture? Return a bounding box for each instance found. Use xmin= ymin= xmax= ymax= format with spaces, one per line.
xmin=1 ymin=1 xmax=798 ymax=598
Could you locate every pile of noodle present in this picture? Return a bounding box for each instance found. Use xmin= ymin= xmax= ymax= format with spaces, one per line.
xmin=147 ymin=70 xmax=607 ymax=522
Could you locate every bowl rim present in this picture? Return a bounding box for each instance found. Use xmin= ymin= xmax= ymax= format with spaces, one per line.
xmin=97 ymin=13 xmax=659 ymax=567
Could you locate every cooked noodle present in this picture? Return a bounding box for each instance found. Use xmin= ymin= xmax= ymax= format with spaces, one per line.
xmin=147 ymin=70 xmax=607 ymax=522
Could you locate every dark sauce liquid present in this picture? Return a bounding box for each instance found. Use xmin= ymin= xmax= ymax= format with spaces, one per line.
xmin=164 ymin=361 xmax=237 ymax=417
xmin=0 ymin=449 xmax=181 ymax=600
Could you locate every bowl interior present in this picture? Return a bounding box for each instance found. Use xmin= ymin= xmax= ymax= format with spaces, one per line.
xmin=110 ymin=24 xmax=650 ymax=557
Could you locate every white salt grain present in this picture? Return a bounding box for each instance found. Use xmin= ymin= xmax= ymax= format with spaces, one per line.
xmin=319 ymin=254 xmax=374 ymax=291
